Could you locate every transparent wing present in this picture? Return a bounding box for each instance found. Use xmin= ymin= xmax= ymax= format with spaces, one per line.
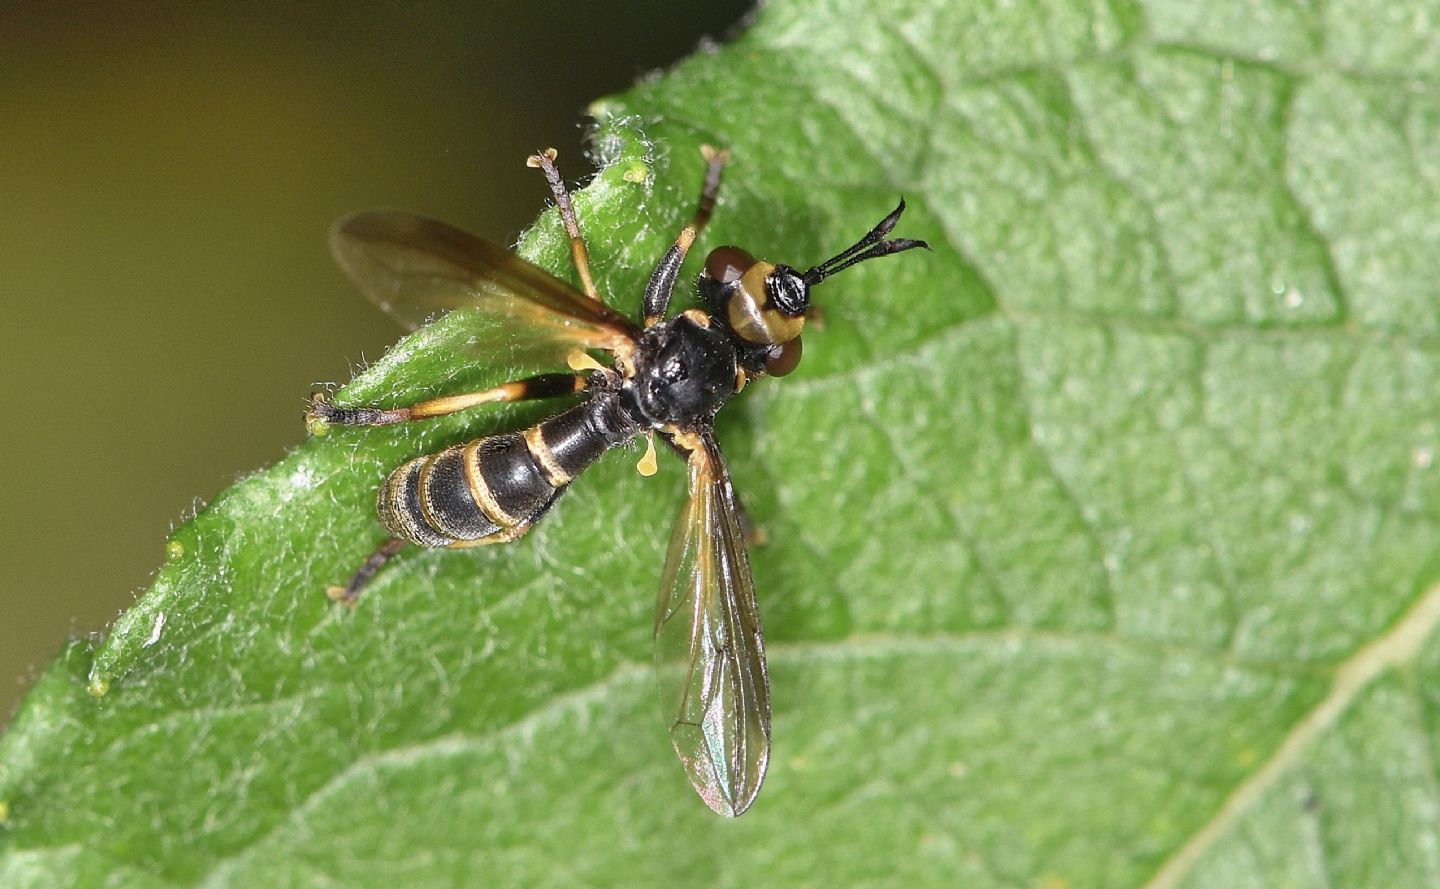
xmin=653 ymin=433 xmax=770 ymax=817
xmin=330 ymin=211 xmax=638 ymax=365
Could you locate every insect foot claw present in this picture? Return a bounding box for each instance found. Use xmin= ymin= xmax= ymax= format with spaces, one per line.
xmin=526 ymin=147 xmax=558 ymax=168
xmin=325 ymin=585 xmax=357 ymax=608
xmin=305 ymin=393 xmax=335 ymax=436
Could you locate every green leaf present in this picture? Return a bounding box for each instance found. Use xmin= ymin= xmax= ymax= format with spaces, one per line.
xmin=5 ymin=1 xmax=1440 ymax=886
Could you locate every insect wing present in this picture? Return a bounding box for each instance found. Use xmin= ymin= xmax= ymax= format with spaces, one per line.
xmin=330 ymin=211 xmax=638 ymax=365
xmin=653 ymin=436 xmax=770 ymax=817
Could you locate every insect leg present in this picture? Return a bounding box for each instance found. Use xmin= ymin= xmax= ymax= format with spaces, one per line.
xmin=642 ymin=145 xmax=728 ymax=326
xmin=527 ymin=148 xmax=601 ymax=302
xmin=307 ymin=373 xmax=588 ymax=429
xmin=326 ymin=536 xmax=405 ymax=607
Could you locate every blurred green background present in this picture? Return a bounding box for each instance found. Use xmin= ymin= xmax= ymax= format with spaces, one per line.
xmin=0 ymin=2 xmax=749 ymax=722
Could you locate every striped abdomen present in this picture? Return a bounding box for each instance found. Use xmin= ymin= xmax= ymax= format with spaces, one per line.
xmin=376 ymin=398 xmax=633 ymax=547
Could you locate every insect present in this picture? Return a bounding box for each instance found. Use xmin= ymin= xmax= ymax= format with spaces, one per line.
xmin=309 ymin=145 xmax=926 ymax=816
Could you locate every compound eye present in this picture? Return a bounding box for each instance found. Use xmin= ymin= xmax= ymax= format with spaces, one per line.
xmin=704 ymin=246 xmax=754 ymax=284
xmin=764 ymin=337 xmax=803 ymax=377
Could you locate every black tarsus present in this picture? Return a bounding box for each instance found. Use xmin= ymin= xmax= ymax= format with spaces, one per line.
xmin=308 ymin=394 xmax=408 ymax=427
xmin=329 ymin=536 xmax=406 ymax=606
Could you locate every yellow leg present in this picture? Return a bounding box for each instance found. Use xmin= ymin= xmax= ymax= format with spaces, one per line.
xmin=308 ymin=373 xmax=586 ymax=430
xmin=527 ymin=148 xmax=601 ymax=302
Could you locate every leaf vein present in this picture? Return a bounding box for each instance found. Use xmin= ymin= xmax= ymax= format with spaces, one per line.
xmin=1141 ymin=579 xmax=1440 ymax=889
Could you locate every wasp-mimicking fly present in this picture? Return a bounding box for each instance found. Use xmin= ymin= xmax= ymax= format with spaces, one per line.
xmin=309 ymin=146 xmax=926 ymax=816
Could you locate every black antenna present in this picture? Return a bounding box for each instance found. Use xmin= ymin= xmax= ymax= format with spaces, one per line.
xmin=803 ymin=199 xmax=929 ymax=285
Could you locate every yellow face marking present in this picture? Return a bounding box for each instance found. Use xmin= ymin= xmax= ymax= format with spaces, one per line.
xmin=728 ymin=295 xmax=805 ymax=344
xmin=734 ymin=367 xmax=748 ymax=393
xmin=636 ymin=433 xmax=659 ymax=477
xmin=461 ymin=440 xmax=520 ymax=528
xmin=726 ymin=287 xmax=767 ymax=343
xmin=524 ymin=426 xmax=572 ymax=488
xmin=764 ymin=307 xmax=805 ymax=342
xmin=725 ymin=261 xmax=802 ymax=344
xmin=681 ymin=308 xmax=711 ymax=328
